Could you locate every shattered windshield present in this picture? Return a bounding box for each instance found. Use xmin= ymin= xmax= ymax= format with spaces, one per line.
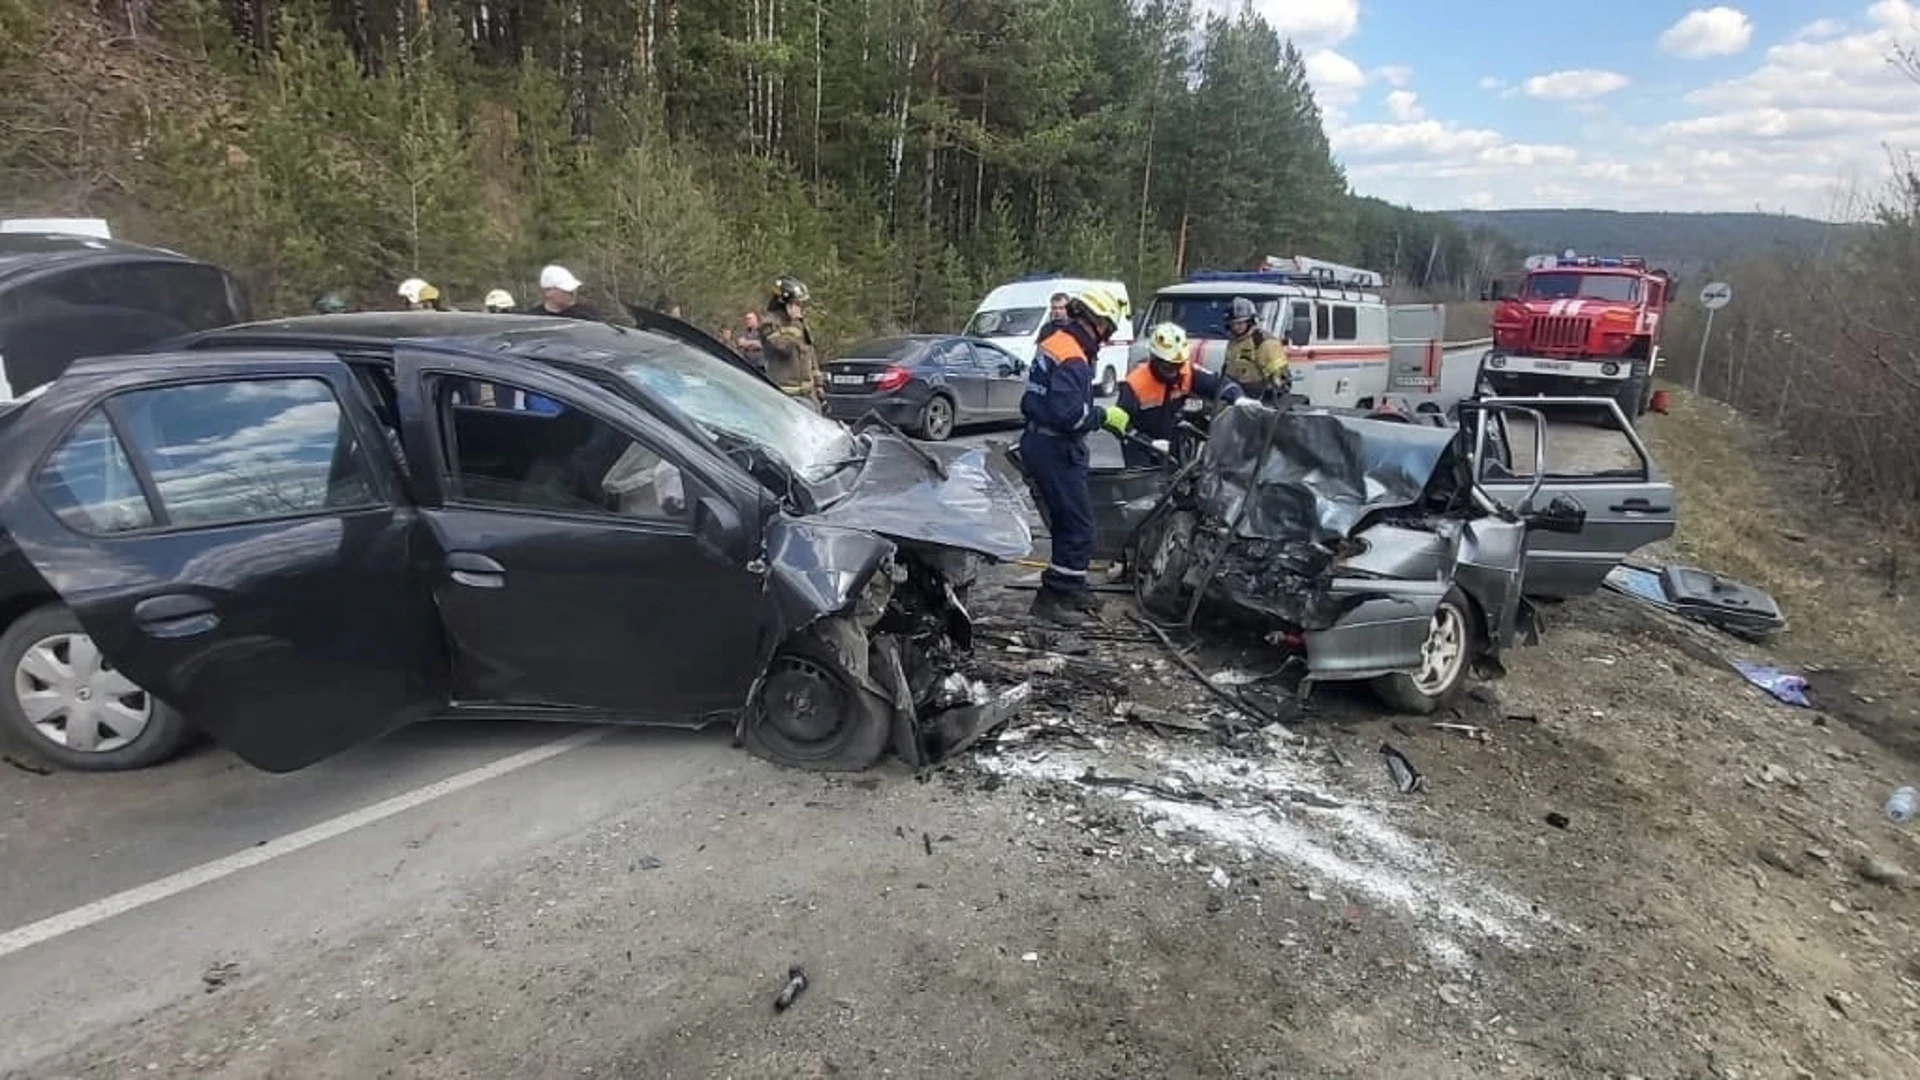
xmin=964 ymin=307 xmax=1046 ymax=338
xmin=612 ymin=341 xmax=856 ymax=481
xmin=1524 ymin=273 xmax=1639 ymax=303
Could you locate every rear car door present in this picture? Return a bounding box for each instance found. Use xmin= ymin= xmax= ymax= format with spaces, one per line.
xmin=393 ymin=349 xmax=767 ymax=720
xmin=973 ymin=341 xmax=1026 ymax=417
xmin=1475 ymin=396 xmax=1678 ymax=598
xmin=1388 ymin=303 xmax=1444 ymax=394
xmin=936 ymin=340 xmax=990 ymax=417
xmin=0 ymin=353 xmax=449 ymax=771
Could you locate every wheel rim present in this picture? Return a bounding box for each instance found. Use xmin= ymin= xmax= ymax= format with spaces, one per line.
xmin=13 ymin=632 xmax=152 ymax=753
xmin=1412 ymin=604 xmax=1467 ymax=694
xmin=925 ymin=398 xmax=953 ymax=439
xmin=755 ymin=655 xmax=851 ymax=758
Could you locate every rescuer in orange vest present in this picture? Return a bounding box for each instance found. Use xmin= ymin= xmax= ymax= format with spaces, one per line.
xmin=1112 ymin=322 xmax=1245 ymax=468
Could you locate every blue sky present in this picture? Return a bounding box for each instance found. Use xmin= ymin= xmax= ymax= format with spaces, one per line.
xmin=1216 ymin=1 xmax=1920 ymax=217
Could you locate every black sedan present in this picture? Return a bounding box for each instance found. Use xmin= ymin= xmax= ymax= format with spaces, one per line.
xmin=821 ymin=334 xmax=1029 ymax=441
xmin=0 ymin=313 xmax=1032 ymax=774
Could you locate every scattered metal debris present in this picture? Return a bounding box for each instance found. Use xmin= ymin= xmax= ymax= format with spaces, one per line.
xmin=1431 ymin=722 xmax=1490 ymax=742
xmin=1380 ymin=743 xmax=1424 ymax=794
xmin=1543 ymin=812 xmax=1570 ymax=830
xmin=773 ymin=966 xmax=810 ymax=1012
xmin=202 ymin=960 xmax=241 ymax=992
xmin=3 ymin=754 xmax=51 ymax=776
xmin=1131 ymin=613 xmax=1291 ymax=726
xmin=1604 ymin=563 xmax=1786 ymax=641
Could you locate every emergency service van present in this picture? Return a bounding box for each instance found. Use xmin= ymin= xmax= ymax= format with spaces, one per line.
xmin=1132 ymin=256 xmax=1444 ymax=409
xmin=963 ymin=274 xmax=1136 ymax=397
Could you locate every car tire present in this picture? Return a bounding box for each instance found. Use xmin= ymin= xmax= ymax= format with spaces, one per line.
xmin=1133 ymin=511 xmax=1197 ymax=620
xmin=1098 ymin=366 xmax=1118 ymax=398
xmin=0 ymin=604 xmax=192 ymax=772
xmin=1369 ymin=588 xmax=1477 ymax=716
xmin=917 ymin=394 xmax=956 ymax=441
xmin=740 ymin=632 xmax=891 ymax=771
xmin=1608 ymin=374 xmax=1647 ymax=427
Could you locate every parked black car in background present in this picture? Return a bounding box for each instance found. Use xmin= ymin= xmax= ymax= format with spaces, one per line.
xmin=821 ymin=334 xmax=1028 ymax=441
xmin=0 ymin=231 xmax=248 ymax=400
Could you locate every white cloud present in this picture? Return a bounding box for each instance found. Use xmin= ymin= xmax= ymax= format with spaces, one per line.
xmin=1795 ymin=18 xmax=1848 ymax=41
xmin=1213 ymin=0 xmax=1360 ymax=46
xmin=1658 ymin=7 xmax=1756 ymax=59
xmin=1384 ymin=89 xmax=1424 ymax=122
xmin=1376 ymin=65 xmax=1414 ymax=88
xmin=1477 ymin=76 xmax=1507 ymax=91
xmin=1522 ymin=69 xmax=1632 ymax=100
xmin=1303 ymin=49 xmax=1368 ymax=108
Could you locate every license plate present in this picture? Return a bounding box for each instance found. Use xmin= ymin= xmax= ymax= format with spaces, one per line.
xmin=831 ymin=373 xmax=867 ymax=386
xmin=1532 ymin=360 xmax=1574 ymax=371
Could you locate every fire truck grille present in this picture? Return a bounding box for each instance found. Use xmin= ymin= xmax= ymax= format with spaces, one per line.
xmin=1528 ymin=316 xmax=1592 ymax=353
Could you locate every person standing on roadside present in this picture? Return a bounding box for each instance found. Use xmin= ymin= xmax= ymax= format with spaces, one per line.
xmin=737 ymin=310 xmax=765 ymax=368
xmin=1221 ymin=296 xmax=1291 ymax=401
xmin=1018 ymin=286 xmax=1131 ymax=627
xmin=525 ymin=265 xmax=601 ymax=320
xmin=760 ymin=275 xmax=822 ymax=408
xmin=1048 ymin=292 xmax=1070 ymax=324
xmin=483 ymin=289 xmax=516 ymax=313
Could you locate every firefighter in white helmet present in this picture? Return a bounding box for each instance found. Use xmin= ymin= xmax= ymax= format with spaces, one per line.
xmin=483 ymin=289 xmax=516 ymax=313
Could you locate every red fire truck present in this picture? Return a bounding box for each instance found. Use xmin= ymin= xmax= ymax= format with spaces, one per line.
xmin=1479 ymin=253 xmax=1674 ymax=417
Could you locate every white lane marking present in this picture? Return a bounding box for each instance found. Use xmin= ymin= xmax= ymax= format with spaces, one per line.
xmin=0 ymin=728 xmax=609 ymax=960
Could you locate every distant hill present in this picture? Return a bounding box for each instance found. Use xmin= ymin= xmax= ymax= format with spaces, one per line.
xmin=1444 ymin=209 xmax=1859 ymax=275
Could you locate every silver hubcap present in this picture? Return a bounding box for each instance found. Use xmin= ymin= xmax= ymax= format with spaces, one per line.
xmin=928 ymin=400 xmax=952 ymax=436
xmin=1413 ymin=605 xmax=1467 ymax=695
xmin=14 ymin=633 xmax=152 ymax=753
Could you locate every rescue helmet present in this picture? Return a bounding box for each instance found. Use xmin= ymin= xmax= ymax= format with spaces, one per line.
xmin=312 ymin=292 xmax=349 ymax=315
xmin=1066 ymin=286 xmax=1128 ymax=340
xmin=1226 ymin=296 xmax=1258 ymax=333
xmin=1146 ymin=322 xmax=1190 ymax=366
xmin=397 ymin=277 xmax=430 ymax=305
xmin=768 ymin=274 xmax=811 ymax=311
xmin=484 ymin=288 xmax=516 ymax=313
xmin=415 ymin=283 xmax=441 ymax=307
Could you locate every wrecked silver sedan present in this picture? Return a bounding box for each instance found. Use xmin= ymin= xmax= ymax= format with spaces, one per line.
xmin=1113 ymin=397 xmax=1676 ymax=712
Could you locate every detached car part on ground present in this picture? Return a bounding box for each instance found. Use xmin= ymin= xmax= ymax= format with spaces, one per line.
xmin=1021 ymin=397 xmax=1677 ymax=713
xmin=0 ymin=314 xmax=1034 ymax=773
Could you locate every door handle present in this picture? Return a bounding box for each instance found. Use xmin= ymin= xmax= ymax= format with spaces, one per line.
xmin=446 ymin=551 xmax=506 ymax=589
xmin=1609 ymin=498 xmax=1672 ymax=513
xmin=133 ymin=594 xmax=219 ymax=638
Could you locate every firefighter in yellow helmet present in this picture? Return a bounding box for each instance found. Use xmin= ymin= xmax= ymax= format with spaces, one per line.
xmin=1109 ymin=322 xmax=1245 ymax=468
xmin=1018 ymin=285 xmax=1130 ymax=626
xmin=1220 ymin=296 xmax=1291 ymax=401
xmin=760 ymin=274 xmax=822 ymax=409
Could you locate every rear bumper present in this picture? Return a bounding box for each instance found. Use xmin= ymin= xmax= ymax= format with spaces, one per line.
xmin=823 ymin=392 xmax=923 ymax=425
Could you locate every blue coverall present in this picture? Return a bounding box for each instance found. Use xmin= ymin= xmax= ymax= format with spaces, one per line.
xmin=1019 ymin=320 xmax=1107 ymax=595
xmin=1115 ymin=363 xmax=1243 ymax=469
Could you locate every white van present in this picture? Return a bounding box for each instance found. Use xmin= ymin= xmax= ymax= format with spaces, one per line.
xmin=963 ymin=275 xmax=1136 ymax=397
xmin=1131 ymin=257 xmax=1444 ymax=409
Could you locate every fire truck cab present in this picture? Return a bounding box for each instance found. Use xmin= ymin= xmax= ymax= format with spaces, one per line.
xmin=1133 ymin=256 xmax=1445 ymax=409
xmin=1480 ymin=253 xmax=1672 ymax=418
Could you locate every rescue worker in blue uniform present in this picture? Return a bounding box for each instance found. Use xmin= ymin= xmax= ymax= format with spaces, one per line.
xmin=1112 ymin=322 xmax=1243 ymax=468
xmin=1019 ymin=286 xmax=1131 ymax=626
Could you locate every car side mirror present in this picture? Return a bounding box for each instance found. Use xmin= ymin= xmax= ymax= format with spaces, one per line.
xmin=1286 ymin=316 xmax=1310 ymax=348
xmin=694 ymin=494 xmax=746 ymax=562
xmin=1524 ymin=493 xmax=1587 ymax=534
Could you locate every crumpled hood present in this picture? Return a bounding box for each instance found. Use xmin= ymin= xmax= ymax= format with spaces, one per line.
xmin=808 ymin=434 xmax=1034 ymax=560
xmin=1197 ymin=404 xmax=1459 ymax=544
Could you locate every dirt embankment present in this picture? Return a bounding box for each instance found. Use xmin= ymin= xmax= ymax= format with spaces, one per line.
xmin=17 ymin=396 xmax=1920 ymax=1080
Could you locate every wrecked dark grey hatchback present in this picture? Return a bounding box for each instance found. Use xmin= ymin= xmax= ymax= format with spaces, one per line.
xmin=1119 ymin=397 xmax=1676 ymax=712
xmin=0 ymin=314 xmax=1030 ymax=773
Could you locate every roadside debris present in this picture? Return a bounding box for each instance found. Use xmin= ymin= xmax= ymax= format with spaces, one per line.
xmin=1131 ymin=613 xmax=1292 ymax=726
xmin=201 ymin=960 xmax=241 ymax=993
xmin=1854 ymin=853 xmax=1910 ymax=888
xmin=1885 ymin=785 xmax=1916 ymax=824
xmin=1733 ymin=662 xmax=1812 ymax=707
xmin=1431 ymin=722 xmax=1489 ymax=742
xmin=1380 ymin=743 xmax=1424 ymax=794
xmin=1603 ymin=563 xmax=1786 ymax=640
xmin=1543 ymin=812 xmax=1570 ymax=830
xmin=773 ymin=966 xmax=809 ymax=1012
xmin=3 ymin=754 xmax=52 ymax=776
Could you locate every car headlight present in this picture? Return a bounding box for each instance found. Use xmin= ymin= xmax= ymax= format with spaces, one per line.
xmin=1487 ymin=354 xmax=1507 ymax=369
xmin=1601 ymin=362 xmax=1620 ymax=377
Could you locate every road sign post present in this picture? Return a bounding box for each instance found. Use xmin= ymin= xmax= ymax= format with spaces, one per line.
xmin=1693 ymin=281 xmax=1733 ymax=395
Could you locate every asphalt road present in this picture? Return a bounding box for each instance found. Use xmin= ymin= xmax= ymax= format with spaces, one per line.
xmin=0 ymin=342 xmax=1501 ymax=1074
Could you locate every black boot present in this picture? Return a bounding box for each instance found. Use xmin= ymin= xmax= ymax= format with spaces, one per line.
xmin=1062 ymin=588 xmax=1104 ymax=615
xmin=1029 ymin=587 xmax=1088 ymax=627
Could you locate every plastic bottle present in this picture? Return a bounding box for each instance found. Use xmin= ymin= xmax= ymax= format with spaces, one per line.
xmin=1888 ymin=786 xmax=1917 ymax=824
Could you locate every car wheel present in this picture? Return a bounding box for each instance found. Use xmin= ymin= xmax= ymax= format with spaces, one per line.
xmin=741 ymin=634 xmax=891 ymax=771
xmin=917 ymin=394 xmax=956 ymax=441
xmin=1370 ymin=588 xmax=1477 ymax=715
xmin=0 ymin=604 xmax=192 ymax=771
xmin=1133 ymin=511 xmax=1197 ymax=620
xmin=1098 ymin=366 xmax=1118 ymax=398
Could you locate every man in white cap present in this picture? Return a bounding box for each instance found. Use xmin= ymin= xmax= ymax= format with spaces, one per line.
xmin=527 ymin=264 xmax=600 ymax=320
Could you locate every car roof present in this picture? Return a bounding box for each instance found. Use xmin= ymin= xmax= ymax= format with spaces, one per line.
xmin=188 ymin=312 xmax=695 ymax=367
xmin=977 ymin=277 xmax=1129 ymax=308
xmin=0 ymin=233 xmax=197 ymax=288
xmin=838 ymin=334 xmax=946 ymax=357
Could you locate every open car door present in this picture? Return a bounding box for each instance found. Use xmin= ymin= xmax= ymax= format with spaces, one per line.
xmin=1474 ymin=396 xmax=1678 ymax=598
xmin=0 ymin=351 xmax=450 ymax=771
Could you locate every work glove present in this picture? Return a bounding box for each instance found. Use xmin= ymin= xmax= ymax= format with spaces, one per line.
xmin=1102 ymin=404 xmax=1131 ymax=435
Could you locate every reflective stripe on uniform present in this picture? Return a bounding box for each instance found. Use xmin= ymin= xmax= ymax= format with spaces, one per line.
xmin=1047 ymin=563 xmax=1088 ymax=578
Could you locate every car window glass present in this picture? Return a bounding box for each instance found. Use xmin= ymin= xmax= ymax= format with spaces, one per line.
xmin=1142 ymin=297 xmax=1281 ymax=339
xmin=1332 ymin=305 xmax=1358 ymax=341
xmin=439 ymin=377 xmax=689 ymax=521
xmin=976 ymin=343 xmax=1018 ymax=372
xmin=1482 ymin=408 xmax=1646 ymax=481
xmin=963 ymin=307 xmax=1045 ymax=337
xmin=1314 ymin=303 xmax=1331 ymax=339
xmin=937 ymin=341 xmax=975 ymax=371
xmin=35 ymin=411 xmax=155 ymax=534
xmin=115 ymin=378 xmax=379 ymax=527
